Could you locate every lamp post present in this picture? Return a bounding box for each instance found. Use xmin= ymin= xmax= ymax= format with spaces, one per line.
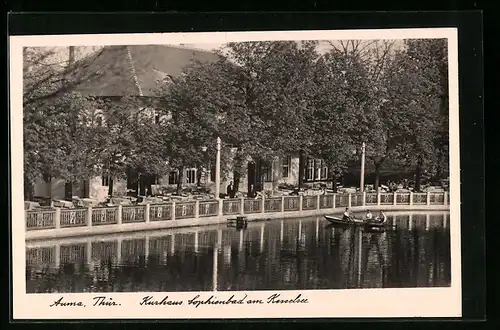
xmin=360 ymin=142 xmax=366 ymax=192
xmin=215 ymin=137 xmax=221 ymax=200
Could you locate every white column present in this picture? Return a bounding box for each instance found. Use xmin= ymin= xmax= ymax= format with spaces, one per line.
xmin=215 ymin=137 xmax=221 ymax=200
xmin=426 ymin=192 xmax=431 ymax=206
xmin=316 ymin=194 xmax=321 ymax=210
xmin=145 ymin=236 xmax=149 ymax=261
xmin=362 ymin=192 xmax=366 ymax=207
xmin=393 ymin=192 xmax=397 ymax=206
xmin=444 ymin=192 xmax=448 ymax=206
xmin=281 ymin=196 xmax=285 ymax=214
xmin=194 ymin=231 xmax=199 ymax=253
xmin=239 ymin=229 xmax=244 ymax=251
xmin=409 ymin=192 xmax=414 ymax=206
xmin=87 ymin=206 xmax=93 ymax=228
xmin=348 ymin=194 xmax=352 ymax=208
xmin=315 ymin=218 xmax=319 ymax=244
xmin=117 ymin=205 xmax=123 ymax=225
xmin=377 ymin=192 xmax=381 ymax=206
xmin=86 ymin=238 xmax=92 ymax=265
xmin=332 ymin=194 xmax=336 ymax=209
xmin=145 ymin=203 xmax=150 ymax=223
xmin=261 ymin=194 xmax=265 ymax=213
xmin=240 ymin=197 xmax=245 ymax=215
xmin=299 ymin=195 xmax=303 ymax=212
xmin=217 ymin=229 xmax=222 ymax=248
xmin=357 ymin=229 xmax=362 ymax=286
xmin=55 ymin=208 xmax=61 ymax=229
xmin=218 ymin=199 xmax=223 ymax=217
xmin=116 ymin=238 xmax=122 ymax=263
xmin=280 ymin=220 xmax=284 ymax=245
xmin=212 ymin=245 xmax=218 ymax=291
xmin=55 ymin=244 xmax=60 ymax=268
xmin=167 ymin=234 xmax=175 ymax=255
xmin=360 ymin=142 xmax=366 ymax=192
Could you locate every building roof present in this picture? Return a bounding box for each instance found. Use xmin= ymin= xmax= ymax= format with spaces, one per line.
xmin=67 ymin=45 xmax=221 ymax=97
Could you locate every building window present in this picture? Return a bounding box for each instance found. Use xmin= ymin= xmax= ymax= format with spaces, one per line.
xmin=186 ymin=168 xmax=197 ymax=184
xmin=168 ymin=171 xmax=178 ymax=185
xmin=306 ymin=159 xmax=329 ymax=181
xmin=102 ymin=175 xmax=110 ymax=186
xmin=282 ymin=155 xmax=290 ymax=178
xmin=261 ymin=161 xmax=272 ymax=182
xmin=321 ymin=162 xmax=328 ymax=180
xmin=306 ymin=159 xmax=315 ymax=181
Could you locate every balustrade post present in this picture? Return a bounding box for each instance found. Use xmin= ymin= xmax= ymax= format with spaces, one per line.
xmin=348 ymin=194 xmax=352 ymax=208
xmin=426 ymin=192 xmax=431 ymax=206
xmin=55 ymin=208 xmax=61 ymax=229
xmin=332 ymin=194 xmax=336 ymax=209
xmin=240 ymin=197 xmax=245 ymax=215
xmin=362 ymin=192 xmax=366 ymax=206
xmin=117 ymin=205 xmax=123 ymax=225
xmin=377 ymin=192 xmax=381 ymax=206
xmin=409 ymin=192 xmax=414 ymax=206
xmin=393 ymin=192 xmax=397 ymax=206
xmin=299 ymin=195 xmax=303 ymax=212
xmin=281 ymin=196 xmax=285 ymax=213
xmin=217 ymin=200 xmax=223 ymax=217
xmin=87 ymin=207 xmax=92 ymax=228
xmin=443 ymin=192 xmax=448 ymax=206
xmin=261 ymin=195 xmax=265 ymax=213
xmin=171 ymin=202 xmax=176 ymax=220
xmin=316 ymin=194 xmax=321 ymax=210
xmin=145 ymin=203 xmax=150 ymax=223
xmin=194 ymin=200 xmax=200 ymax=219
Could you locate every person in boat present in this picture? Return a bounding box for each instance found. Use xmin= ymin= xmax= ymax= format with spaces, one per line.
xmin=378 ymin=210 xmax=387 ymax=223
xmin=343 ymin=208 xmax=352 ymax=221
xmin=365 ymin=210 xmax=373 ymax=222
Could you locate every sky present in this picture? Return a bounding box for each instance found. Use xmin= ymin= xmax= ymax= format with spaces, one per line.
xmin=36 ymin=39 xmax=404 ymax=68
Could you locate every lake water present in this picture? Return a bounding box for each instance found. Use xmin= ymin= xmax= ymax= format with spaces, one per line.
xmin=26 ymin=211 xmax=451 ymax=293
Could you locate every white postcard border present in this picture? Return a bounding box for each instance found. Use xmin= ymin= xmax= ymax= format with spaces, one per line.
xmin=10 ymin=28 xmax=461 ymax=319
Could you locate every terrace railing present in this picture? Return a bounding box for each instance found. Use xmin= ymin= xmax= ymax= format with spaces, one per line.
xmin=25 ymin=191 xmax=449 ymax=231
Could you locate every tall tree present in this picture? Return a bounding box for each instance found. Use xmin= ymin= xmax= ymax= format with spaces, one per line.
xmin=388 ymin=39 xmax=448 ymax=190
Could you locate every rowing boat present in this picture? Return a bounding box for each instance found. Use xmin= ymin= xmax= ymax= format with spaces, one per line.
xmin=324 ymin=215 xmax=391 ymax=229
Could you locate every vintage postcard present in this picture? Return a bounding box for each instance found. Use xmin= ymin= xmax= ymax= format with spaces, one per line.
xmin=10 ymin=28 xmax=461 ymax=319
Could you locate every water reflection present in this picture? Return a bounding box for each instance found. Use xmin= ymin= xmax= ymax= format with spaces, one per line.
xmin=26 ymin=212 xmax=451 ymax=293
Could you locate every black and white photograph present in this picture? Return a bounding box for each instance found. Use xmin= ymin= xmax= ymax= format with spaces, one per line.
xmin=11 ymin=28 xmax=461 ymax=319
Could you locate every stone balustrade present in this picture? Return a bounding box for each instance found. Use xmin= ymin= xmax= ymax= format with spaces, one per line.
xmin=25 ymin=191 xmax=449 ymax=235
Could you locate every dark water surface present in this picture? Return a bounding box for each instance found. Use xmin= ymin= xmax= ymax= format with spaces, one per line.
xmin=26 ymin=212 xmax=451 ymax=293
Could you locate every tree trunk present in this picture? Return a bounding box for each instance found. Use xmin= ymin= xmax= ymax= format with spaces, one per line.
xmin=374 ymin=162 xmax=382 ymax=192
xmin=415 ymin=159 xmax=423 ymax=192
xmin=331 ymin=173 xmax=337 ymax=193
xmin=64 ymin=181 xmax=73 ymax=201
xmin=298 ymin=150 xmax=305 ymax=188
xmin=176 ymin=167 xmax=184 ymax=195
xmin=234 ymin=170 xmax=241 ymax=195
xmin=24 ymin=177 xmax=34 ymax=201
xmin=108 ymin=178 xmax=114 ymax=197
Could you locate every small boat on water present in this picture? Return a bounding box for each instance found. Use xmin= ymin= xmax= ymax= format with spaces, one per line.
xmin=324 ymin=215 xmax=393 ymax=229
